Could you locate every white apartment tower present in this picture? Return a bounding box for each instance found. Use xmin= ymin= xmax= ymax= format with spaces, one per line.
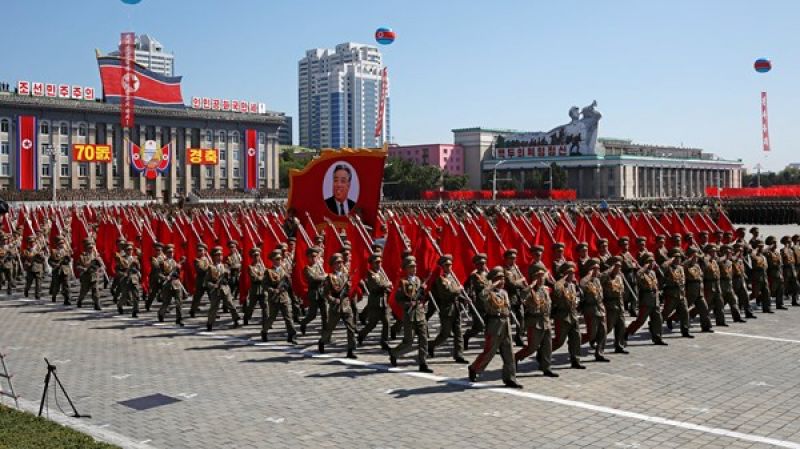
xmin=110 ymin=34 xmax=175 ymax=77
xmin=298 ymin=43 xmax=390 ymax=149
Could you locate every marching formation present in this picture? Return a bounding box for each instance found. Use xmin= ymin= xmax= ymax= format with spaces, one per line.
xmin=2 ymin=203 xmax=799 ymax=390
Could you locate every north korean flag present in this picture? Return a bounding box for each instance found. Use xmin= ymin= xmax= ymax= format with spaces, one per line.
xmin=97 ymin=56 xmax=184 ymax=108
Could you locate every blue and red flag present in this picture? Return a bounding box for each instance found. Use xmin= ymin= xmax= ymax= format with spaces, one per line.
xmin=97 ymin=55 xmax=184 ymax=108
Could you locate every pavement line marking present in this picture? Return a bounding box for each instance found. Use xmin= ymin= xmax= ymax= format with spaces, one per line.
xmin=715 ymin=332 xmax=800 ymax=343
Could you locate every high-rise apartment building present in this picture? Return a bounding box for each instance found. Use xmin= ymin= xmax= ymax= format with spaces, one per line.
xmin=109 ymin=34 xmax=175 ymax=77
xmin=298 ymin=43 xmax=389 ymax=149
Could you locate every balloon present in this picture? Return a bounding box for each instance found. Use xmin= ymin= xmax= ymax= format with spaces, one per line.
xmin=121 ymin=0 xmax=142 ymax=4
xmin=375 ymin=27 xmax=395 ymax=45
xmin=754 ymin=58 xmax=772 ymax=73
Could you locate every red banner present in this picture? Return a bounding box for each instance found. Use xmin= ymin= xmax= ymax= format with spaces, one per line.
xmin=375 ymin=67 xmax=388 ymax=138
xmin=243 ymin=129 xmax=258 ymax=191
xmin=761 ymin=91 xmax=770 ymax=152
xmin=421 ymin=189 xmax=577 ymax=201
xmin=120 ymin=32 xmax=135 ymax=128
xmin=73 ymin=144 xmax=112 ymax=162
xmin=288 ymin=149 xmax=387 ymax=228
xmin=16 ymin=116 xmax=38 ymax=190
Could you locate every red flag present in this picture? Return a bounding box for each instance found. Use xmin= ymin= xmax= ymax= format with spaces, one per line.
xmin=16 ymin=116 xmax=38 ymax=190
xmin=292 ymin=225 xmax=313 ymax=306
xmin=97 ymin=54 xmax=184 ymax=109
xmin=243 ymin=129 xmax=258 ymax=191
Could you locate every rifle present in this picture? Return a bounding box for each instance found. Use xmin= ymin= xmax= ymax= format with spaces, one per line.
xmin=447 ymin=272 xmax=485 ymax=328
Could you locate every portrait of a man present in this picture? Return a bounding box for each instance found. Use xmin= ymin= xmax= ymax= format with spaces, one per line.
xmin=324 ymin=164 xmax=357 ymax=216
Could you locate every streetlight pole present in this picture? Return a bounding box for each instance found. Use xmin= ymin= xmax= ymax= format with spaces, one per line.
xmin=492 ymin=159 xmax=507 ymax=201
xmin=44 ymin=144 xmax=57 ymax=203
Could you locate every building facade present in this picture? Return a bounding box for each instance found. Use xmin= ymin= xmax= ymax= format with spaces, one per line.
xmin=453 ymin=102 xmax=743 ymax=199
xmin=298 ymin=43 xmax=389 ymax=149
xmin=278 ymin=115 xmax=292 ymax=146
xmin=108 ymin=34 xmax=175 ymax=77
xmin=0 ymin=93 xmax=283 ymax=199
xmin=387 ymin=144 xmax=464 ymax=176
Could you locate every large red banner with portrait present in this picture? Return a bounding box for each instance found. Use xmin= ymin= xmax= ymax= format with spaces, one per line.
xmin=16 ymin=115 xmax=38 ymax=190
xmin=288 ymin=149 xmax=387 ymax=229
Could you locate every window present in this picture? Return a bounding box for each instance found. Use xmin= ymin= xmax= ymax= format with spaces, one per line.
xmin=60 ymin=164 xmax=69 ymax=177
xmin=40 ymin=122 xmax=49 ymax=135
xmin=258 ymin=133 xmax=265 ymax=144
xmin=79 ymin=163 xmax=88 ymax=177
xmin=0 ymin=142 xmax=8 ymax=155
xmin=229 ymin=132 xmax=238 ymax=143
xmin=60 ymin=144 xmax=69 ymax=156
xmin=0 ymin=163 xmax=8 ymax=176
xmin=205 ymin=167 xmax=212 ymax=177
xmin=221 ymin=167 xmax=227 ymax=177
xmin=232 ymin=150 xmax=239 ymax=161
xmin=205 ymin=130 xmax=212 ymax=143
xmin=79 ymin=125 xmax=87 ymax=137
xmin=219 ymin=149 xmax=227 ymax=160
xmin=112 ymin=162 xmax=118 ymax=176
xmin=217 ymin=131 xmax=225 ymax=143
xmin=42 ymin=164 xmax=50 ymax=177
xmin=95 ymin=164 xmax=102 ymax=176
xmin=0 ymin=120 xmax=8 ymax=133
xmin=259 ymin=167 xmax=265 ymax=178
xmin=233 ymin=167 xmax=240 ymax=177
xmin=60 ymin=123 xmax=68 ymax=135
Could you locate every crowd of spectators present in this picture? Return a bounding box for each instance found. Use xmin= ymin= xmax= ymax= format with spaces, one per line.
xmin=0 ymin=188 xmax=150 ymax=202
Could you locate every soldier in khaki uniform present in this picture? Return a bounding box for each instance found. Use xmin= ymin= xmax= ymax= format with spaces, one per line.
xmin=550 ymin=243 xmax=568 ymax=280
xmin=654 ymin=235 xmax=669 ymax=266
xmin=243 ymin=248 xmax=268 ymax=341
xmin=684 ymin=248 xmax=713 ymax=332
xmin=48 ymin=237 xmax=72 ymax=304
xmin=624 ymin=254 xmax=667 ymax=345
xmin=731 ymin=243 xmax=756 ymax=318
xmin=226 ymin=240 xmax=243 ymax=310
xmin=792 ymin=235 xmax=800 ymax=305
xmin=189 ymin=243 xmax=211 ymax=318
xmin=117 ymin=243 xmax=142 ymax=317
xmin=596 ymin=238 xmax=613 ymax=269
xmin=781 ymin=236 xmax=800 ymax=306
xmin=502 ymin=249 xmax=527 ymax=347
xmin=750 ymin=240 xmax=772 ymax=313
xmin=318 ymin=253 xmax=357 ymax=359
xmin=22 ymin=236 xmax=45 ymax=299
xmin=157 ymin=244 xmax=186 ymax=326
xmin=75 ymin=239 xmax=102 ymax=310
xmin=661 ymin=248 xmax=694 ymax=338
xmin=575 ymin=242 xmax=590 ymax=277
xmin=428 ymin=254 xmax=468 ymax=364
xmin=765 ymin=236 xmax=786 ymax=310
xmin=357 ymin=253 xmax=393 ymax=350
xmin=110 ymin=238 xmax=127 ymax=304
xmin=514 ymin=263 xmax=557 ymax=377
xmin=463 ymin=253 xmax=491 ymax=350
xmin=601 ymin=256 xmax=628 ymax=353
xmin=0 ymin=234 xmax=15 ymax=295
xmin=580 ymin=258 xmax=609 ymax=361
xmin=205 ymin=246 xmax=241 ymax=331
xmin=389 ymin=256 xmax=432 ymax=373
xmin=702 ymin=244 xmax=727 ymax=326
xmin=145 ymin=242 xmax=166 ymax=312
xmin=718 ymin=245 xmax=745 ymax=323
xmin=618 ymin=236 xmax=639 ymax=317
xmin=468 ymin=267 xmax=523 ymax=388
xmin=299 ymin=247 xmax=327 ymax=335
xmin=263 ymin=249 xmax=298 ymax=343
xmin=551 ymin=262 xmax=585 ymax=369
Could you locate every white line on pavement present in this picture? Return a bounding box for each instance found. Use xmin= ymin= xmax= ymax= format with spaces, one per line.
xmin=715 ymin=331 xmax=800 ymax=344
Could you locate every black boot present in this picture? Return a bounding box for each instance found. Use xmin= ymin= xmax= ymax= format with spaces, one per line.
xmin=543 ymin=370 xmax=559 ymax=378
xmin=468 ymin=365 xmax=478 ymax=382
xmin=318 ymin=341 xmax=325 ymax=354
xmin=427 ymin=342 xmax=435 ymax=358
xmin=261 ymin=331 xmax=268 ymax=342
xmin=503 ymin=380 xmax=523 ymax=389
xmin=571 ymin=360 xmax=586 ymax=369
xmin=463 ymin=334 xmax=471 ymax=350
xmin=418 ymin=364 xmax=433 ymax=374
xmin=681 ymin=329 xmax=695 ymax=338
xmin=346 ymin=350 xmax=357 ymax=360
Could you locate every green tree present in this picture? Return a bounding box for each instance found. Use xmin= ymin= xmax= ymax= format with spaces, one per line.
xmin=278 ymin=148 xmax=307 ymax=188
xmin=551 ymin=162 xmax=567 ymax=189
xmin=383 ymin=158 xmax=445 ymax=199
xmin=443 ymin=174 xmax=468 ymax=191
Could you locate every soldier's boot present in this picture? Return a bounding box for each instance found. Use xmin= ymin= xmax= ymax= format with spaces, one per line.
xmin=380 ymin=340 xmax=390 ymax=351
xmin=317 ymin=340 xmax=325 ymax=354
xmin=543 ymin=370 xmax=559 ymax=378
xmin=346 ymin=349 xmax=357 ymax=360
xmin=514 ymin=333 xmax=524 ymax=347
xmin=570 ymin=359 xmax=586 ymax=369
xmin=157 ymin=313 xmax=165 ymax=322
xmin=468 ymin=365 xmax=477 ymax=382
xmin=419 ymin=363 xmax=433 ymax=374
xmin=299 ymin=322 xmax=307 ymax=336
xmin=117 ymin=305 xmax=124 ymax=315
xmin=681 ymin=329 xmax=695 ymax=338
xmin=231 ymin=319 xmax=240 ymax=329
xmin=427 ymin=342 xmax=435 ymax=358
xmin=504 ymin=379 xmax=523 ymax=389
xmin=792 ymin=294 xmax=799 ymax=306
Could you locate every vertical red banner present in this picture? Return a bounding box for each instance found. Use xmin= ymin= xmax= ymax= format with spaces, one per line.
xmin=374 ymin=67 xmax=388 ymax=139
xmin=120 ymin=32 xmax=135 ymax=128
xmin=761 ymin=91 xmax=770 ymax=152
xmin=244 ymin=129 xmax=258 ymax=191
xmin=16 ymin=115 xmax=38 ymax=190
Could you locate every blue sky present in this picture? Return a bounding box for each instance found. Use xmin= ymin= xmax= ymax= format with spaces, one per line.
xmin=4 ymin=0 xmax=798 ymax=170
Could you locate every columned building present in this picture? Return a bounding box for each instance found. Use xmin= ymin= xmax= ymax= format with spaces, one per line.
xmin=453 ymin=102 xmax=743 ymax=199
xmin=0 ymin=93 xmax=283 ymax=199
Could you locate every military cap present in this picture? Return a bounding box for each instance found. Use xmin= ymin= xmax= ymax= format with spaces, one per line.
xmin=55 ymin=236 xmax=65 ymax=242
xmin=488 ymin=266 xmax=506 ymax=281
xmin=584 ymin=258 xmax=600 ymax=270
xmin=618 ymin=236 xmax=629 ymax=244
xmin=116 ymin=237 xmax=127 ymax=244
xmin=576 ymin=242 xmax=588 ymax=251
xmin=401 ymin=249 xmax=414 ymax=258
xmin=165 ymin=243 xmax=175 ymax=251
xmin=552 ymin=242 xmax=565 ymax=250
xmin=306 ymin=246 xmax=321 ymax=256
xmin=749 ymin=227 xmax=759 ymax=234
xmin=636 ymin=236 xmax=647 ymax=243
xmin=596 ymin=238 xmax=609 ymax=245
xmin=753 ymin=239 xmax=764 ymax=246
xmin=529 ymin=263 xmax=547 ymax=276
xmin=558 ymin=261 xmax=576 ymax=276
xmin=656 ymin=234 xmax=666 ymax=242
xmin=684 ymin=232 xmax=694 ymax=238
xmin=369 ymin=253 xmax=382 ymax=263
xmin=340 ymin=243 xmax=352 ymax=252
xmin=269 ymin=249 xmax=283 ymax=260
xmin=503 ymin=249 xmax=518 ymax=258
xmin=277 ymin=242 xmax=288 ymax=250
xmin=671 ymin=233 xmax=681 ymax=240
xmin=124 ymin=242 xmax=134 ymax=250
xmin=153 ymin=242 xmax=164 ymax=249
xmin=686 ymin=247 xmax=698 ymax=256
xmin=668 ymin=248 xmax=683 ymax=258
xmin=83 ymin=238 xmax=94 ymax=246
xmin=438 ymin=254 xmax=453 ymax=266
xmin=370 ymin=243 xmax=383 ymax=252
xmin=703 ymin=244 xmax=717 ymax=252
xmin=314 ymin=235 xmax=324 ymax=243
xmin=211 ymin=246 xmax=223 ymax=256
xmin=720 ymin=244 xmax=732 ymax=252
xmin=781 ymin=236 xmax=791 ymax=244
xmin=26 ymin=235 xmax=35 ymax=242
xmin=793 ymin=235 xmax=800 ymax=242
xmin=249 ymin=247 xmax=261 ymax=256
xmin=329 ymin=253 xmax=344 ymax=265
xmin=639 ymin=253 xmax=655 ymax=265
xmin=699 ymin=231 xmax=709 ymax=237
xmin=765 ymin=236 xmax=776 ymax=245
xmin=714 ymin=230 xmax=724 ymax=236
xmin=723 ymin=231 xmax=732 ymax=238
xmin=197 ymin=243 xmax=208 ymax=250
xmin=227 ymin=240 xmax=239 ymax=247
xmin=287 ymin=237 xmax=296 ymax=243
xmin=402 ymin=256 xmax=417 ymax=268
xmin=472 ymin=253 xmax=488 ymax=264
xmin=736 ymin=227 xmax=746 ymax=233
xmin=530 ymin=244 xmax=544 ymax=253
xmin=608 ymin=255 xmax=622 ymax=265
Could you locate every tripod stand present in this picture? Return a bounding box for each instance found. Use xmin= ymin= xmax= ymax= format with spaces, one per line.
xmin=38 ymin=358 xmax=90 ymax=418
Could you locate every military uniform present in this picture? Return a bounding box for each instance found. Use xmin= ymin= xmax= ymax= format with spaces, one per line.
xmin=389 ymin=257 xmax=431 ymax=372
xmin=145 ymin=245 xmax=166 ymax=311
xmin=428 ymin=256 xmax=467 ymax=362
xmin=75 ymin=243 xmax=102 ymax=310
xmin=750 ymin=244 xmax=771 ymax=313
xmin=48 ymin=242 xmax=72 ymax=304
xmin=205 ymin=248 xmax=241 ymax=331
xmin=110 ymin=239 xmax=127 ymax=303
xmin=263 ymin=250 xmax=297 ymax=342
xmin=318 ymin=254 xmax=357 ymax=358
xmin=299 ymin=248 xmax=328 ymax=335
xmin=243 ymin=249 xmax=269 ymax=340
xmin=514 ymin=264 xmax=556 ymax=376
xmin=189 ymin=246 xmax=212 ymax=317
xmin=625 ymin=256 xmax=665 ymax=344
xmin=702 ymin=247 xmax=726 ymax=326
xmin=765 ymin=238 xmax=785 ymax=310
xmin=117 ymin=247 xmax=142 ymax=317
xmin=551 ymin=263 xmax=584 ymax=368
xmin=619 ymin=243 xmax=639 ymax=316
xmin=684 ymin=253 xmax=713 ymax=332
xmin=718 ymin=248 xmax=744 ymax=323
xmin=22 ymin=238 xmax=45 ymax=299
xmin=357 ymin=259 xmax=393 ymax=349
xmin=0 ymin=238 xmax=16 ymax=295
xmin=502 ymin=249 xmax=527 ymax=346
xmin=226 ymin=243 xmax=243 ymax=311
xmin=463 ymin=254 xmax=491 ymax=349
xmin=782 ymin=240 xmax=800 ymax=306
xmin=469 ymin=267 xmax=522 ymax=388
xmin=731 ymin=247 xmax=755 ymax=318
xmin=661 ymin=251 xmax=693 ymax=338
xmin=157 ymin=254 xmax=185 ymax=325
xmin=601 ymin=259 xmax=627 ymax=352
xmin=580 ymin=261 xmax=609 ymax=360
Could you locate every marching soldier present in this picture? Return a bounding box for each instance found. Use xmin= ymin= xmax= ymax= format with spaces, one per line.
xmin=580 ymin=258 xmax=609 ymax=361
xmin=22 ymin=236 xmax=45 ymax=300
xmin=551 ymin=243 xmax=568 ymax=280
xmin=551 ymin=262 xmax=585 ymax=369
xmin=75 ymin=238 xmax=102 ymax=310
xmin=502 ymin=249 xmax=527 ymax=347
xmin=788 ymin=236 xmax=800 ymax=307
xmin=157 ymin=244 xmax=186 ymax=326
xmin=618 ymin=236 xmax=639 ymax=317
xmin=468 ymin=266 xmax=523 ymax=388
xmin=117 ymin=243 xmax=142 ymax=317
xmin=654 ymin=235 xmax=669 ymax=265
xmin=718 ymin=245 xmax=745 ymax=323
xmin=299 ymin=247 xmax=327 ymax=335
xmin=635 ymin=236 xmax=650 ymax=262
xmin=0 ymin=234 xmax=15 ymax=295
xmin=357 ymin=253 xmax=393 ymax=350
xmin=226 ymin=240 xmax=243 ymax=302
xmin=750 ymin=240 xmax=772 ymax=313
xmin=601 ymin=256 xmax=628 ymax=353
xmin=263 ymin=249 xmax=298 ymax=343
xmin=596 ymin=238 xmax=612 ymax=268
xmin=389 ymin=256 xmax=432 ymax=373
xmin=48 ymin=237 xmax=72 ymax=305
xmin=661 ymin=248 xmax=694 ymax=338
xmin=731 ymin=243 xmax=756 ymax=318
xmin=243 ymin=248 xmax=269 ymax=341
xmin=145 ymin=242 xmax=166 ymax=312
xmin=748 ymin=227 xmax=761 ymax=251
xmin=189 ymin=243 xmax=211 ymax=318
xmin=110 ymin=237 xmax=127 ymax=304
xmin=514 ymin=263 xmax=558 ymax=377
xmin=765 ymin=236 xmax=786 ymax=310
xmin=318 ymin=253 xmax=357 ymax=359
xmin=205 ymin=246 xmax=241 ymax=331
xmin=702 ymin=244 xmax=727 ymax=327
xmin=624 ymin=254 xmax=667 ymax=345
xmin=463 ymin=253 xmax=490 ymax=350
xmin=575 ymin=242 xmax=590 ymax=276
xmin=685 ymin=248 xmax=713 ymax=332
xmin=428 ymin=254 xmax=468 ymax=364
xmin=792 ymin=235 xmax=800 ymax=305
